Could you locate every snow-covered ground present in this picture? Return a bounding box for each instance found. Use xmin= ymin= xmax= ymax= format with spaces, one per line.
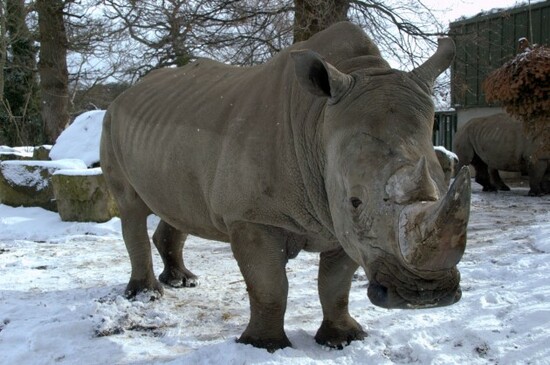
xmin=0 ymin=178 xmax=549 ymax=365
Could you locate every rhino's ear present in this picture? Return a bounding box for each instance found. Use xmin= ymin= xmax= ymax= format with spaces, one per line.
xmin=291 ymin=50 xmax=353 ymax=103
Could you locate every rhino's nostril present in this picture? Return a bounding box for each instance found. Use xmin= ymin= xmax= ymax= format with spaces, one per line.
xmin=350 ymin=197 xmax=363 ymax=208
xmin=367 ymin=282 xmax=388 ymax=305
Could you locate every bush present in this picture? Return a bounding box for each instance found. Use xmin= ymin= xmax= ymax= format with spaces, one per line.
xmin=0 ymin=113 xmax=47 ymax=147
xmin=483 ymin=45 xmax=549 ymax=124
xmin=482 ymin=44 xmax=549 ymax=156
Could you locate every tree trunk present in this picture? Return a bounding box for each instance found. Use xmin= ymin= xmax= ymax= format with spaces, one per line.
xmin=293 ymin=0 xmax=349 ymax=43
xmin=36 ymin=0 xmax=69 ymax=143
xmin=0 ymin=2 xmax=6 ymax=102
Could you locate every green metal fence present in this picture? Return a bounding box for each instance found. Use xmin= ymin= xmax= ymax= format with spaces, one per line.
xmin=450 ymin=1 xmax=550 ymax=109
xmin=433 ymin=111 xmax=457 ymax=151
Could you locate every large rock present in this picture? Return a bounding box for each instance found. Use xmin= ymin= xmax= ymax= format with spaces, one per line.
xmin=0 ymin=159 xmax=87 ymax=211
xmin=52 ymin=168 xmax=118 ymax=222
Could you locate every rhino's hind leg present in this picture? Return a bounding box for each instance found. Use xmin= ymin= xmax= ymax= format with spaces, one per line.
xmin=101 ymin=173 xmax=161 ymax=298
xmin=100 ymin=121 xmax=162 ymax=299
xmin=152 ymin=220 xmax=198 ymax=288
xmin=315 ymin=248 xmax=366 ymax=349
xmin=472 ymin=154 xmax=497 ymax=191
xmin=229 ymin=223 xmax=291 ymax=352
xmin=489 ymin=169 xmax=510 ymax=191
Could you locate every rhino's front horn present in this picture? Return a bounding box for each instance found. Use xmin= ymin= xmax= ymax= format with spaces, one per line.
xmin=411 ymin=37 xmax=455 ymax=85
xmin=398 ymin=166 xmax=471 ymax=271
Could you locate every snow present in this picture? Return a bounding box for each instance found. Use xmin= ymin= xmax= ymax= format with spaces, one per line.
xmin=434 ymin=145 xmax=458 ymax=161
xmin=0 ymin=181 xmax=549 ymax=364
xmin=49 ymin=110 xmax=106 ymax=167
xmin=0 ymin=145 xmax=35 ymax=158
xmin=54 ymin=167 xmax=104 ymax=176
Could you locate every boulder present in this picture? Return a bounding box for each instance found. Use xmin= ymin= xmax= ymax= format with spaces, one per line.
xmin=52 ymin=168 xmax=118 ymax=222
xmin=0 ymin=159 xmax=87 ymax=211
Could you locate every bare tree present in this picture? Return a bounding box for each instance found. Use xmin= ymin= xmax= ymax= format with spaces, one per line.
xmin=15 ymin=0 xmax=448 ymax=128
xmin=103 ymin=0 xmax=201 ymax=79
xmin=102 ymin=0 xmax=445 ymax=71
xmin=293 ymin=0 xmax=445 ymax=68
xmin=36 ymin=0 xmax=70 ymax=143
xmin=349 ymin=0 xmax=445 ymax=68
xmin=101 ymin=0 xmax=294 ymax=78
xmin=60 ymin=0 xmax=128 ymax=114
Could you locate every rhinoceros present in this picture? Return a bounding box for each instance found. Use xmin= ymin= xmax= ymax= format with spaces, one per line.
xmin=100 ymin=22 xmax=471 ymax=351
xmin=453 ymin=113 xmax=549 ymax=196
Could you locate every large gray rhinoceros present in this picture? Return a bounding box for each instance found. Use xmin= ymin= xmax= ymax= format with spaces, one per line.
xmin=100 ymin=22 xmax=471 ymax=351
xmin=453 ymin=113 xmax=549 ymax=196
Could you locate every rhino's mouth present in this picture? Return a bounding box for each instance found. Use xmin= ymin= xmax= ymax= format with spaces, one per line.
xmin=367 ymin=280 xmax=461 ymax=309
xmin=365 ymin=260 xmax=462 ymax=309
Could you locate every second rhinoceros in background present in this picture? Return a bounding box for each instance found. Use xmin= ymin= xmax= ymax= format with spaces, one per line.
xmin=453 ymin=113 xmax=549 ymax=196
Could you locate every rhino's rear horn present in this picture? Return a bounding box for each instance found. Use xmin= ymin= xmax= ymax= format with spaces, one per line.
xmin=398 ymin=166 xmax=471 ymax=271
xmin=411 ymin=37 xmax=455 ymax=86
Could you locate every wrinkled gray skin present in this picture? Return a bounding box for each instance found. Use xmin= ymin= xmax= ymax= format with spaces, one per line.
xmin=101 ymin=22 xmax=471 ymax=352
xmin=453 ymin=113 xmax=549 ymax=196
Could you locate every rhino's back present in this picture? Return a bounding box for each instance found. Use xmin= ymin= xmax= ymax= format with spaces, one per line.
xmin=106 ymin=57 xmax=295 ymax=235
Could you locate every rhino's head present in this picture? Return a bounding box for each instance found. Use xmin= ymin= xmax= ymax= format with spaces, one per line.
xmin=292 ymin=38 xmax=471 ymax=309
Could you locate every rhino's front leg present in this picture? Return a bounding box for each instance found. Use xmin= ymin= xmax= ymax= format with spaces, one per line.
xmin=315 ymin=247 xmax=366 ymax=349
xmin=229 ymin=223 xmax=291 ymax=352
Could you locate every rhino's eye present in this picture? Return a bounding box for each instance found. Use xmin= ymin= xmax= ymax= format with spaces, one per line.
xmin=350 ymin=197 xmax=363 ymax=209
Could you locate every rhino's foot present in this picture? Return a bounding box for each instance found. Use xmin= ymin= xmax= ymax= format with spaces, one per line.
xmin=159 ymin=268 xmax=198 ymax=288
xmin=482 ymin=186 xmax=498 ymax=192
xmin=528 ymin=189 xmax=544 ymax=197
xmin=124 ymin=278 xmax=164 ymax=300
xmin=315 ymin=319 xmax=367 ymax=350
xmin=236 ymin=333 xmax=292 ymax=353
